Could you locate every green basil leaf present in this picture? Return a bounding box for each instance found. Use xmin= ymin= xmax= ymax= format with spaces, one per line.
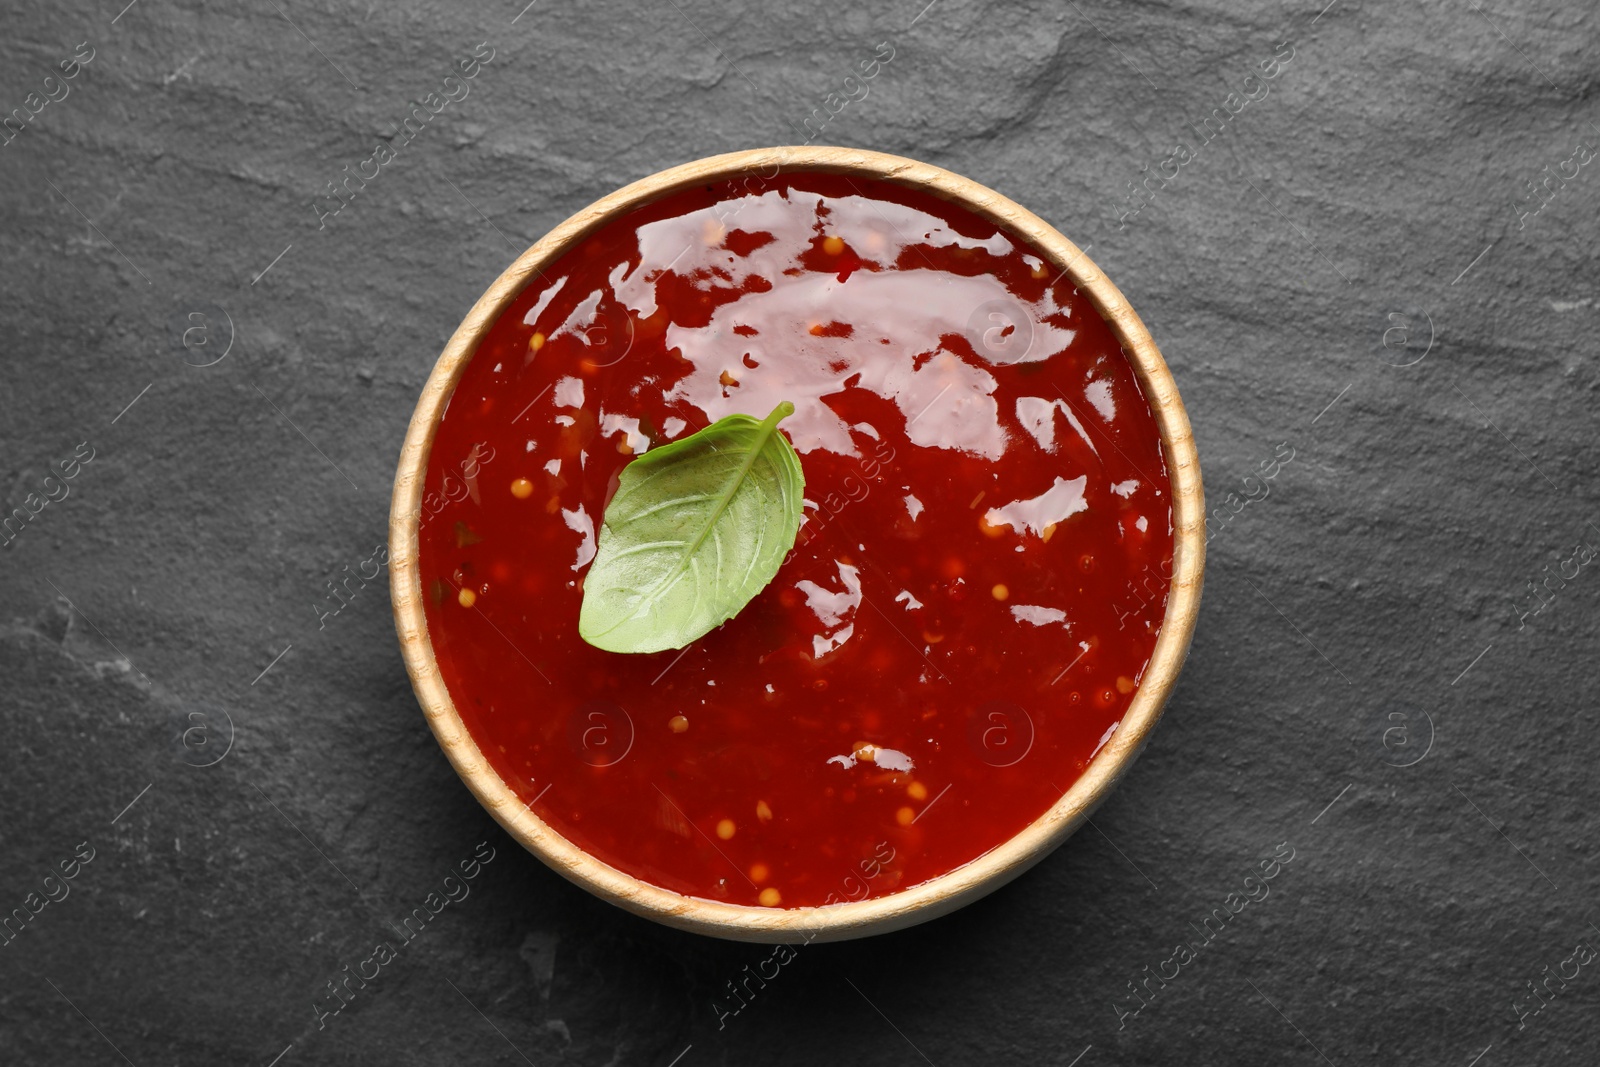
xmin=578 ymin=400 xmax=805 ymax=654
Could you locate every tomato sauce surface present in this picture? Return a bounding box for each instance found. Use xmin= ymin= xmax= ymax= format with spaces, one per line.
xmin=418 ymin=171 xmax=1173 ymax=909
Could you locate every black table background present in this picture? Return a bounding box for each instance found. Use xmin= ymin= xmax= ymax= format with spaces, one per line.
xmin=4 ymin=1 xmax=1599 ymax=1063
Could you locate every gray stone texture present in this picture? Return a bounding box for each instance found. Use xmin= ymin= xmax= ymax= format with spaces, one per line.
xmin=2 ymin=0 xmax=1597 ymax=1063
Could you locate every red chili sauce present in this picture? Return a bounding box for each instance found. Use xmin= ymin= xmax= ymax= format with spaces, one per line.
xmin=418 ymin=171 xmax=1173 ymax=909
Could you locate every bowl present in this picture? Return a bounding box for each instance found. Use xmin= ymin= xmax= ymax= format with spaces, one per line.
xmin=390 ymin=146 xmax=1204 ymax=942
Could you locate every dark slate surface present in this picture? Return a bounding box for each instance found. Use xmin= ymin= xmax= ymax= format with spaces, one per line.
xmin=3 ymin=0 xmax=1598 ymax=1063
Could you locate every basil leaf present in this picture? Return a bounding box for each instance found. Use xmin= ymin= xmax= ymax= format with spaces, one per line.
xmin=578 ymin=401 xmax=805 ymax=654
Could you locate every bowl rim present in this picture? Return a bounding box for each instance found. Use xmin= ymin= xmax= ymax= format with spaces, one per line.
xmin=390 ymin=145 xmax=1204 ymax=943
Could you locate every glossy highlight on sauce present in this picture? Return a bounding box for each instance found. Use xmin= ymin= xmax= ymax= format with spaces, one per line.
xmin=419 ymin=172 xmax=1173 ymax=909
